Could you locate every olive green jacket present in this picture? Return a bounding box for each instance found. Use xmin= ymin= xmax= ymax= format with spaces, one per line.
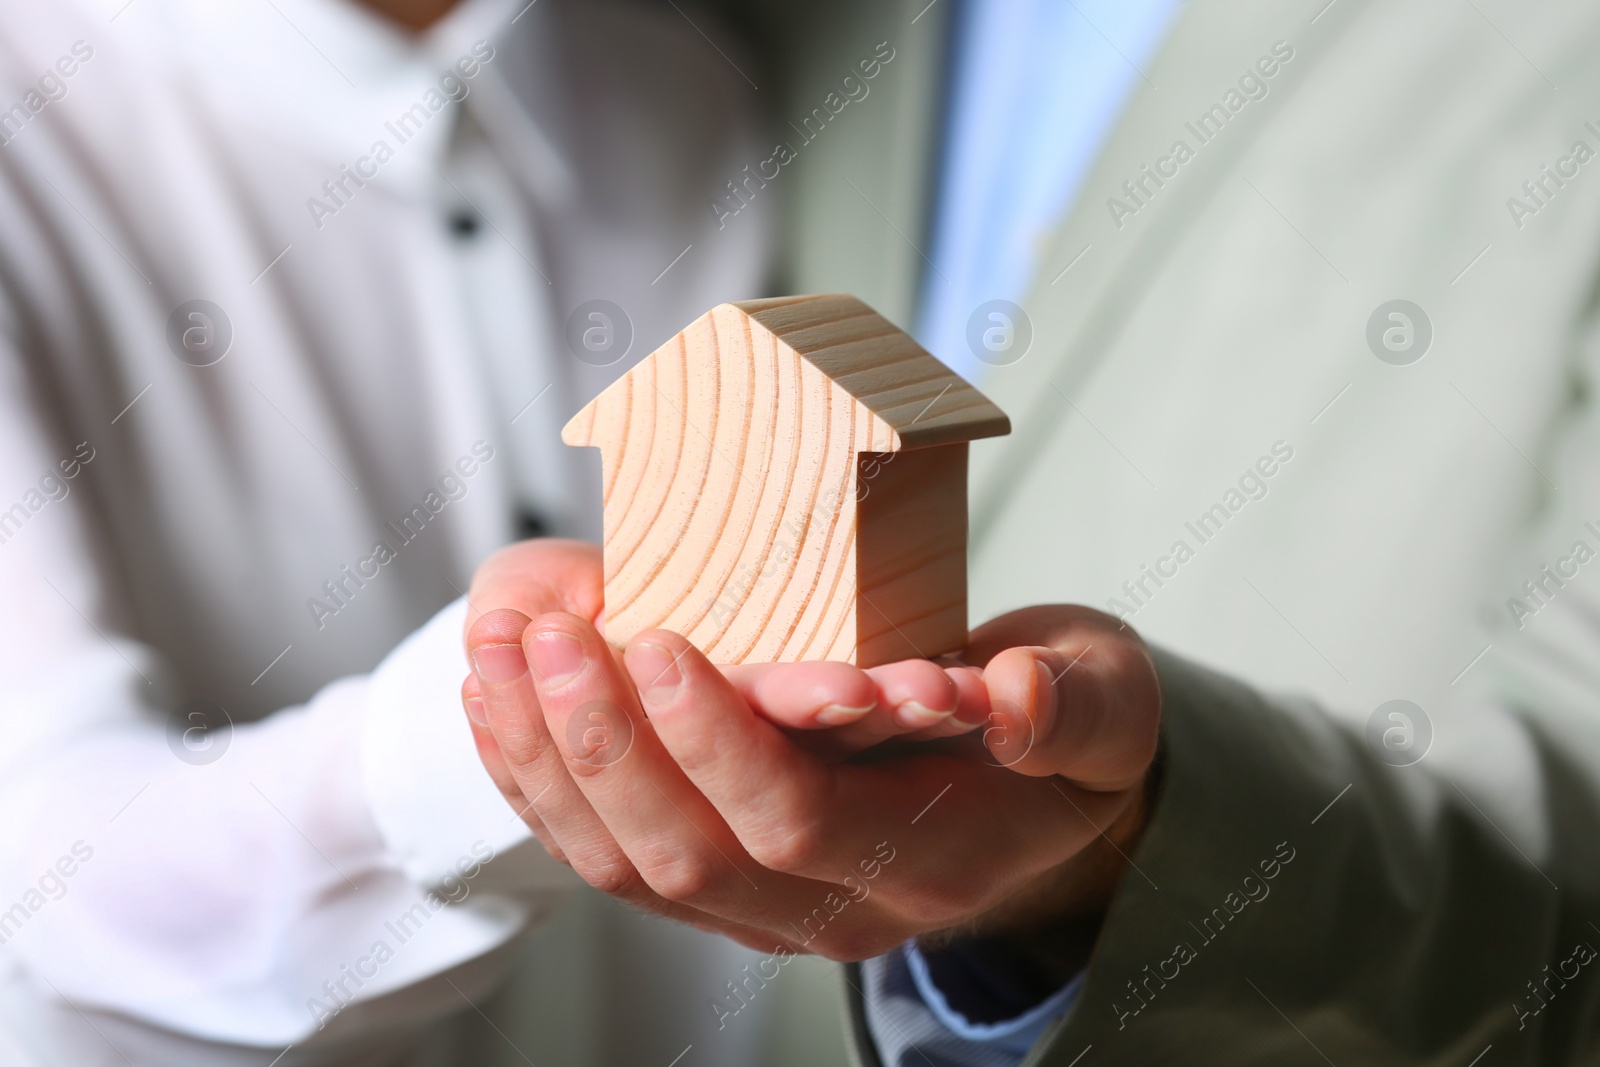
xmin=720 ymin=0 xmax=1600 ymax=1063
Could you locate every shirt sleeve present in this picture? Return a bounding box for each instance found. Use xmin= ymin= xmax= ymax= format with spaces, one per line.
xmin=362 ymin=596 xmax=577 ymax=897
xmin=0 ymin=331 xmax=573 ymax=1055
xmin=859 ymin=943 xmax=1083 ymax=1067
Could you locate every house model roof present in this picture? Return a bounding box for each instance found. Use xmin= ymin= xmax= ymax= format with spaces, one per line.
xmin=563 ymin=293 xmax=1010 ymax=452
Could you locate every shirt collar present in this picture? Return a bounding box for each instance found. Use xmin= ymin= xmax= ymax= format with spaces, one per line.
xmin=110 ymin=0 xmax=530 ymax=191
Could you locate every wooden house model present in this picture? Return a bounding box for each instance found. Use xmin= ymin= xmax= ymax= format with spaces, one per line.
xmin=561 ymin=294 xmax=1010 ymax=667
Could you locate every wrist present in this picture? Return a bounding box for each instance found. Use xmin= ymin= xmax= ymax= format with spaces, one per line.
xmin=920 ymin=741 xmax=1166 ymax=983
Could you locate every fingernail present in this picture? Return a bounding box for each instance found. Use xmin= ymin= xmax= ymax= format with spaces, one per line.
xmin=527 ymin=631 xmax=585 ymax=685
xmin=465 ymin=697 xmax=488 ymax=728
xmin=472 ymin=643 xmax=528 ymax=685
xmin=895 ymin=701 xmax=954 ymax=729
xmin=816 ymin=701 xmax=875 ymax=726
xmin=625 ymin=641 xmax=681 ymax=705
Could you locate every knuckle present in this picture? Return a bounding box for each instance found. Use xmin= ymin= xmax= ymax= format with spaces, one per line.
xmin=641 ymin=856 xmax=715 ymax=903
xmin=745 ymin=816 xmax=826 ymax=875
xmin=579 ymin=856 xmax=649 ymax=902
xmin=498 ymin=730 xmax=553 ymax=775
xmin=560 ymin=750 xmax=616 ymax=780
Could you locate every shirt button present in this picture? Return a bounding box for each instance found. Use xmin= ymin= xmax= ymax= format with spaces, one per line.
xmin=516 ymin=507 xmax=550 ymax=539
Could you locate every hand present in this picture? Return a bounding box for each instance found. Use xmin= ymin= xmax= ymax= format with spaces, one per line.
xmin=459 ymin=538 xmax=992 ymax=866
xmin=461 ymin=596 xmax=1161 ymax=960
xmin=461 ymin=540 xmax=992 ymax=763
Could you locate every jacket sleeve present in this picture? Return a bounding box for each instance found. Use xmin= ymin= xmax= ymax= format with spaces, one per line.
xmin=984 ymin=325 xmax=1600 ymax=1065
xmin=848 ymin=274 xmax=1600 ymax=1067
xmin=1025 ymin=635 xmax=1599 ymax=1065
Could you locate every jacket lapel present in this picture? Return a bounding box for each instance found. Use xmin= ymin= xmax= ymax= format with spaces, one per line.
xmin=970 ymin=0 xmax=1373 ymax=549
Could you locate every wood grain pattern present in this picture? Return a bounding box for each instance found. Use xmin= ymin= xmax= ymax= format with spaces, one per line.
xmin=562 ymin=294 xmax=1008 ymax=666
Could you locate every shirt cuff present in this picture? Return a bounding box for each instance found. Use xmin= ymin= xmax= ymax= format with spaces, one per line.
xmin=859 ymin=942 xmax=1082 ymax=1067
xmin=904 ymin=941 xmax=1084 ymax=1055
xmin=360 ymin=597 xmax=576 ymax=895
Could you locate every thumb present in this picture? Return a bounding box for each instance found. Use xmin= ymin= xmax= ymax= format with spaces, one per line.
xmin=981 ymin=642 xmax=1157 ymax=790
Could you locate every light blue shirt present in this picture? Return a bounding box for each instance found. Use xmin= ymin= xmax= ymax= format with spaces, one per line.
xmin=869 ymin=1 xmax=1180 ymax=1064
xmin=862 ymin=944 xmax=1086 ymax=1067
xmin=914 ymin=0 xmax=1181 ymax=385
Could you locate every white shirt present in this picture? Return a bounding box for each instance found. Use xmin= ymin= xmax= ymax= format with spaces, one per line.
xmin=0 ymin=0 xmax=771 ymax=1062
